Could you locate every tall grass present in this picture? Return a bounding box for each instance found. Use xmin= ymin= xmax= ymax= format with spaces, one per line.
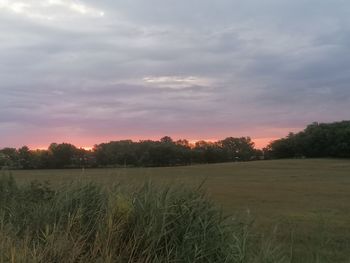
xmin=0 ymin=174 xmax=289 ymax=263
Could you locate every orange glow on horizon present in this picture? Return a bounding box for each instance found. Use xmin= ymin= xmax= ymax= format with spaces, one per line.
xmin=189 ymin=137 xmax=277 ymax=149
xmin=253 ymin=137 xmax=278 ymax=149
xmin=28 ymin=136 xmax=277 ymax=151
xmin=32 ymin=146 xmax=48 ymax=151
xmin=31 ymin=145 xmax=94 ymax=151
xmin=80 ymin=146 xmax=94 ymax=151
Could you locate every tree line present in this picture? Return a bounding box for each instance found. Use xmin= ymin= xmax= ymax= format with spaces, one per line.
xmin=2 ymin=120 xmax=349 ymax=169
xmin=264 ymin=121 xmax=350 ymax=159
xmin=0 ymin=136 xmax=262 ymax=169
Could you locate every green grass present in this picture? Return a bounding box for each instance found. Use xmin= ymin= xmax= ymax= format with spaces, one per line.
xmin=1 ymin=175 xmax=288 ymax=263
xmin=6 ymin=159 xmax=350 ymax=262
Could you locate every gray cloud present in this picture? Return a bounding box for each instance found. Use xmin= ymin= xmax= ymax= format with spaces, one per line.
xmin=1 ymin=0 xmax=350 ymax=147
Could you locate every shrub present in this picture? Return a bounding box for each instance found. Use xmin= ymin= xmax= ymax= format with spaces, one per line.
xmin=0 ymin=175 xmax=288 ymax=263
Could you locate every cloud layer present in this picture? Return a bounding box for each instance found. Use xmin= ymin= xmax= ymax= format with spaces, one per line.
xmin=1 ymin=0 xmax=350 ymax=148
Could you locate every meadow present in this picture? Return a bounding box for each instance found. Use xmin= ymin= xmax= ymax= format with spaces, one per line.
xmin=4 ymin=159 xmax=350 ymax=262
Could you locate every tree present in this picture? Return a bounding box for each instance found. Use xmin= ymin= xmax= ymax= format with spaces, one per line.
xmin=160 ymin=136 xmax=174 ymax=144
xmin=0 ymin=148 xmax=18 ymax=168
xmin=0 ymin=134 xmax=265 ymax=169
xmin=49 ymin=143 xmax=78 ymax=168
xmin=193 ymin=141 xmax=225 ymax=163
xmin=266 ymin=121 xmax=350 ymax=158
xmin=220 ymin=137 xmax=255 ymax=161
xmin=18 ymin=146 xmax=33 ymax=169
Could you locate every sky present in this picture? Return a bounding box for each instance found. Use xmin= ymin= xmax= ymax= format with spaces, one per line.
xmin=1 ymin=0 xmax=350 ymax=149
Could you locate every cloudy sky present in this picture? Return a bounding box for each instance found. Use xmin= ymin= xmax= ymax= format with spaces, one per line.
xmin=1 ymin=0 xmax=349 ymax=149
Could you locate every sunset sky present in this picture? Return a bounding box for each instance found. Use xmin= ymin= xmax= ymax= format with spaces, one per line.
xmin=1 ymin=0 xmax=350 ymax=149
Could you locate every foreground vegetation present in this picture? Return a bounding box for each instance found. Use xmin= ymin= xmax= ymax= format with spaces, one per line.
xmin=7 ymin=159 xmax=350 ymax=262
xmin=0 ymin=175 xmax=291 ymax=263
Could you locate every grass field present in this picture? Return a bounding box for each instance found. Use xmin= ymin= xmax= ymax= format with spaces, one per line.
xmin=7 ymin=159 xmax=350 ymax=262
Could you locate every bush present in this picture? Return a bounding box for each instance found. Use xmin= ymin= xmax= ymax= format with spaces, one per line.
xmin=0 ymin=175 xmax=288 ymax=263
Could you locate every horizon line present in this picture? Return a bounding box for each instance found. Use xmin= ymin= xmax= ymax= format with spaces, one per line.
xmin=1 ymin=136 xmax=277 ymax=151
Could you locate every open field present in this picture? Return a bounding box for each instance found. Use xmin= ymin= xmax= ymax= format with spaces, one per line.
xmin=7 ymin=159 xmax=350 ymax=262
